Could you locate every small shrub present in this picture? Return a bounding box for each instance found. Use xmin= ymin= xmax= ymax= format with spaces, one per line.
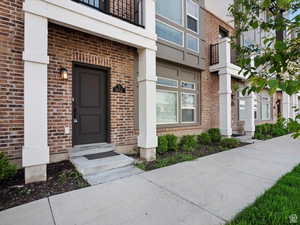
xmin=165 ymin=134 xmax=178 ymax=151
xmin=255 ymin=124 xmax=275 ymax=140
xmin=275 ymin=117 xmax=287 ymax=129
xmin=179 ymin=135 xmax=197 ymax=152
xmin=208 ymin=128 xmax=222 ymax=143
xmin=221 ymin=138 xmax=240 ymax=149
xmin=272 ymin=117 xmax=288 ymax=137
xmin=271 ymin=127 xmax=288 ymax=137
xmin=157 ymin=136 xmax=168 ymax=154
xmin=287 ymin=119 xmax=300 ymax=133
xmin=197 ymin=133 xmax=212 ymax=145
xmin=0 ymin=152 xmax=17 ymax=181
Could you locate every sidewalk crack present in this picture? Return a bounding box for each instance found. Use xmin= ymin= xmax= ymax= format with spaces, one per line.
xmin=47 ymin=197 xmax=57 ymax=225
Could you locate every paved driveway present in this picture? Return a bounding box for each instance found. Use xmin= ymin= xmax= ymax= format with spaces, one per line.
xmin=1 ymin=135 xmax=300 ymax=225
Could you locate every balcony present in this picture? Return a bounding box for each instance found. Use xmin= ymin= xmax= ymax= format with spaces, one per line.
xmin=23 ymin=0 xmax=157 ymax=51
xmin=72 ymin=0 xmax=144 ymax=27
xmin=209 ymin=38 xmax=244 ymax=80
xmin=210 ymin=42 xmax=238 ymax=66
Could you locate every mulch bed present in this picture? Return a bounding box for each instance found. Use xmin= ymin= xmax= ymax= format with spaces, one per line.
xmin=137 ymin=142 xmax=249 ymax=171
xmin=0 ymin=161 xmax=89 ymax=211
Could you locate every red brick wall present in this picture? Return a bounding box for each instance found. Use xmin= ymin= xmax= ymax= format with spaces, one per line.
xmin=0 ymin=1 xmax=138 ymax=160
xmin=0 ymin=0 xmax=24 ymax=160
xmin=156 ymin=9 xmax=237 ymax=137
xmin=205 ymin=9 xmax=236 ymax=130
xmin=48 ymin=23 xmax=137 ymax=154
xmin=204 ymin=9 xmax=244 ymax=133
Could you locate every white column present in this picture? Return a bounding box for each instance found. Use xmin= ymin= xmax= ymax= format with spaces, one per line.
xmin=290 ymin=94 xmax=297 ymax=120
xmin=218 ymin=37 xmax=231 ymax=67
xmin=219 ymin=69 xmax=232 ymax=137
xmin=282 ymin=92 xmax=290 ymax=120
xmin=143 ymin=0 xmax=156 ymax=34
xmin=137 ymin=48 xmax=157 ymax=161
xmin=22 ymin=12 xmax=49 ymax=183
xmin=244 ymin=93 xmax=255 ymax=136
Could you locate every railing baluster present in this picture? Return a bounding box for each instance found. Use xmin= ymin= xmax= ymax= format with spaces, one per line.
xmin=210 ymin=43 xmax=220 ymax=65
xmin=71 ymin=0 xmax=144 ymax=27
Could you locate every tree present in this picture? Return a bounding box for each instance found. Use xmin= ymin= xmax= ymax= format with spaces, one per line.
xmin=229 ymin=0 xmax=300 ymax=137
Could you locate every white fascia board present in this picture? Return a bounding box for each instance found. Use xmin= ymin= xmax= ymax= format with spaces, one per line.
xmin=209 ymin=63 xmax=247 ymax=80
xmin=23 ymin=0 xmax=157 ymax=50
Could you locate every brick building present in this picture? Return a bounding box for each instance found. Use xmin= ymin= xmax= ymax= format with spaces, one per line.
xmin=0 ymin=0 xmax=289 ymax=183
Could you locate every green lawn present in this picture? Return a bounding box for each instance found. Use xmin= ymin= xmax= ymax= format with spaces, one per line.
xmin=227 ymin=164 xmax=300 ymax=225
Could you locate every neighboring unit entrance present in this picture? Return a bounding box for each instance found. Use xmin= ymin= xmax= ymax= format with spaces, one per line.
xmin=72 ymin=64 xmax=108 ymax=145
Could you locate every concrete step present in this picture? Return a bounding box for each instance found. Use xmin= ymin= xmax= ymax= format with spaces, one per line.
xmin=235 ymin=135 xmax=257 ymax=144
xmin=70 ymin=143 xmax=114 ymax=154
xmin=71 ymin=154 xmax=135 ymax=176
xmin=84 ymin=165 xmax=143 ymax=185
xmin=69 ymin=146 xmax=115 ymax=158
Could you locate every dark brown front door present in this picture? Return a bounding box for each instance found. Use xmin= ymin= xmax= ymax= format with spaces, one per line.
xmin=73 ymin=64 xmax=107 ymax=145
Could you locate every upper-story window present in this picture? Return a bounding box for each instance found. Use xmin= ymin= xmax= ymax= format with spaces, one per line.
xmin=156 ymin=20 xmax=184 ymax=46
xmin=219 ymin=26 xmax=229 ymax=39
xmin=186 ymin=34 xmax=199 ymax=53
xmin=186 ymin=0 xmax=199 ymax=33
xmin=156 ymin=0 xmax=183 ymax=25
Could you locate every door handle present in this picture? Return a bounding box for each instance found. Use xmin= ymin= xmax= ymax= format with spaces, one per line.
xmin=73 ymin=106 xmax=79 ymax=124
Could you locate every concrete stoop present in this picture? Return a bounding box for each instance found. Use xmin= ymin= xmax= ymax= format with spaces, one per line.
xmin=69 ymin=143 xmax=143 ymax=185
xmin=234 ymin=135 xmax=263 ymax=144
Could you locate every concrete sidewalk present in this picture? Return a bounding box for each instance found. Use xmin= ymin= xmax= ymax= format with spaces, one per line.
xmin=1 ymin=135 xmax=300 ymax=225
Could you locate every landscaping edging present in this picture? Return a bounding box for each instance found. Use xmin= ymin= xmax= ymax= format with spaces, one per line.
xmin=136 ymin=142 xmax=249 ymax=171
xmin=0 ymin=161 xmax=89 ymax=211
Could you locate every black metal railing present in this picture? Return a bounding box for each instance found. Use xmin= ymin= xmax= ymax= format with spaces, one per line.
xmin=210 ymin=43 xmax=219 ymax=65
xmin=210 ymin=43 xmax=238 ymax=66
xmin=230 ymin=46 xmax=238 ymax=65
xmin=73 ymin=0 xmax=144 ymax=27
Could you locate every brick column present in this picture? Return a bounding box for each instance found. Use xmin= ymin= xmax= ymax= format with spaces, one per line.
xmin=137 ymin=48 xmax=157 ymax=161
xmin=219 ymin=69 xmax=232 ymax=137
xmin=22 ymin=12 xmax=49 ymax=183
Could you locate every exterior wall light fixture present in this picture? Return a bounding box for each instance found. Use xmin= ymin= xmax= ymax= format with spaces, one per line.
xmin=60 ymin=68 xmax=68 ymax=80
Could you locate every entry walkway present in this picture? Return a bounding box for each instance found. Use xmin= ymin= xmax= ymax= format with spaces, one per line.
xmin=1 ymin=135 xmax=300 ymax=225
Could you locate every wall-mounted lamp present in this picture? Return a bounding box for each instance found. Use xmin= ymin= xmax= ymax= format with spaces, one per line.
xmin=60 ymin=68 xmax=68 ymax=80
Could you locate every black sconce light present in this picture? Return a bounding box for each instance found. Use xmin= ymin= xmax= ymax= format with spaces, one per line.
xmin=60 ymin=68 xmax=68 ymax=80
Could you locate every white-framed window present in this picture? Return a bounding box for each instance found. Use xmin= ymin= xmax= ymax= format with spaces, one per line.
xmin=261 ymin=96 xmax=271 ymax=120
xmin=157 ymin=77 xmax=178 ymax=88
xmin=157 ymin=90 xmax=178 ymax=124
xmin=156 ymin=0 xmax=183 ymax=25
xmin=156 ymin=76 xmax=198 ymax=125
xmin=186 ymin=34 xmax=199 ymax=53
xmin=181 ymin=81 xmax=196 ymax=90
xmin=186 ymin=0 xmax=199 ymax=33
xmin=156 ymin=20 xmax=184 ymax=46
xmin=181 ymin=93 xmax=196 ymax=123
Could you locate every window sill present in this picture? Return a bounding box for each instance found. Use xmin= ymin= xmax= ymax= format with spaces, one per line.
xmin=157 ymin=122 xmax=201 ymax=129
